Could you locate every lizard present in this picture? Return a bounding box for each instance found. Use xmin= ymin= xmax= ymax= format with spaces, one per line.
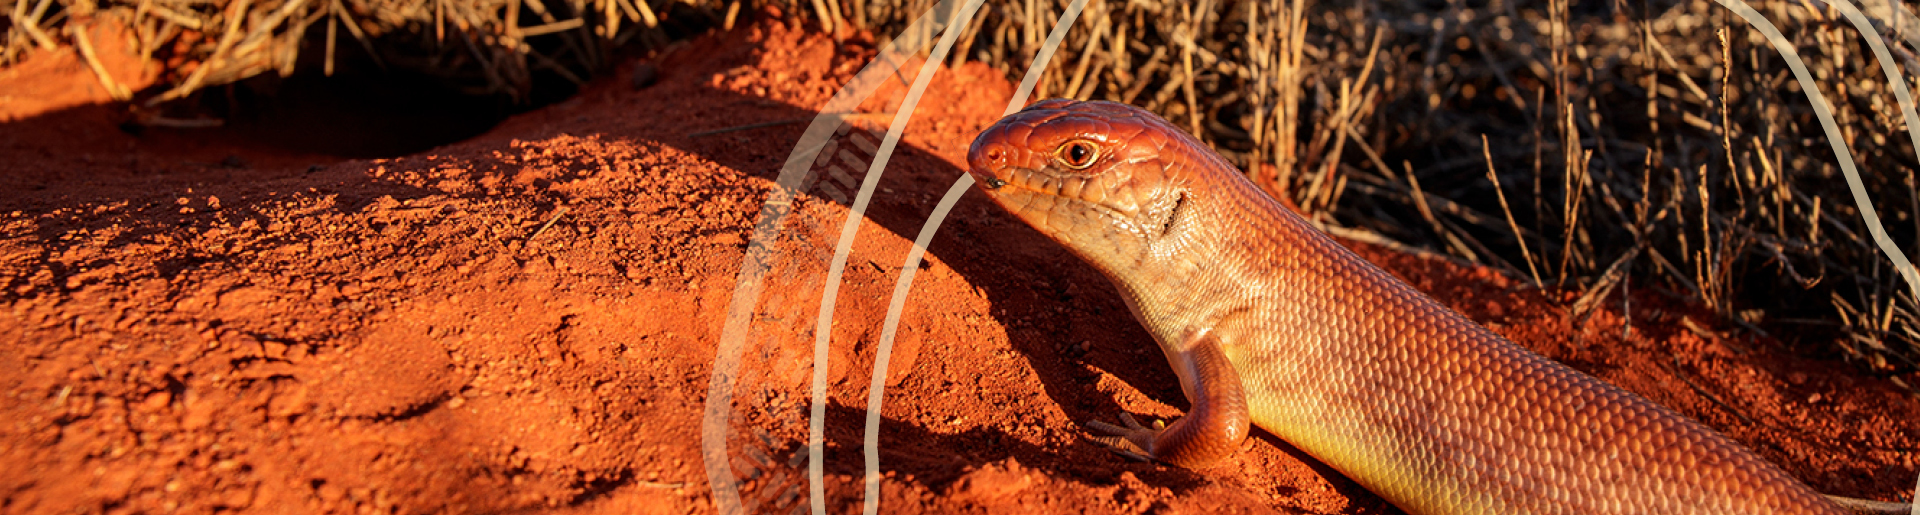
xmin=964 ymin=98 xmax=1907 ymax=515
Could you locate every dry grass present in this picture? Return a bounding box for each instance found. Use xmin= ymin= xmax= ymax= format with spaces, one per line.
xmin=847 ymin=0 xmax=1920 ymax=379
xmin=6 ymin=0 xmax=1919 ymax=377
xmin=2 ymin=0 xmax=724 ymax=108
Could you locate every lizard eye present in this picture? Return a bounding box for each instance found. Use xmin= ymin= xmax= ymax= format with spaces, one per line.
xmin=1056 ymin=140 xmax=1099 ymax=170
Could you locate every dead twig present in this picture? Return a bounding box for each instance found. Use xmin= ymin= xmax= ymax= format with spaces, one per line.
xmin=1484 ymin=134 xmax=1543 ymax=288
xmin=69 ymin=23 xmax=131 ymax=101
xmin=528 ymin=206 xmax=571 ymax=241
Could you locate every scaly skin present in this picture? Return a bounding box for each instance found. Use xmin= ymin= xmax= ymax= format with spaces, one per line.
xmin=966 ymin=99 xmax=1849 ymax=514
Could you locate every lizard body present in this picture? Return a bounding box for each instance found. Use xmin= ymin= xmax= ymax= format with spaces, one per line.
xmin=965 ymin=99 xmax=1869 ymax=514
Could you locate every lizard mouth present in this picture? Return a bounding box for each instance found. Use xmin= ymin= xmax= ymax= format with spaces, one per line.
xmin=973 ymin=164 xmax=1144 ymax=237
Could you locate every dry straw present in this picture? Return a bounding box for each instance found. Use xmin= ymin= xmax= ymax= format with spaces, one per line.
xmin=3 ymin=0 xmax=724 ymax=106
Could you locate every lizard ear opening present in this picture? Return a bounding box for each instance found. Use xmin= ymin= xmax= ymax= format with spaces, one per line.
xmin=1056 ymin=139 xmax=1100 ymax=170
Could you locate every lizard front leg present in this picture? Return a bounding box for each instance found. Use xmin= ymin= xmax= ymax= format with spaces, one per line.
xmin=1088 ymin=329 xmax=1250 ymax=468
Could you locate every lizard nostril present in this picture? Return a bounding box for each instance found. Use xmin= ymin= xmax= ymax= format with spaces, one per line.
xmin=985 ymin=147 xmax=1003 ymax=161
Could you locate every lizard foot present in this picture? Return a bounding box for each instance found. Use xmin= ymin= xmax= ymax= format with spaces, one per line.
xmin=1086 ymin=413 xmax=1164 ymax=462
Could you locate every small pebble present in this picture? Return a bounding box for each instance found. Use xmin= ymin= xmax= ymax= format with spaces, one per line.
xmin=631 ymin=63 xmax=659 ymax=90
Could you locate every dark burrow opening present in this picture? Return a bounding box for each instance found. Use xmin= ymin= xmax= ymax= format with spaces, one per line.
xmin=130 ymin=2 xmax=720 ymax=159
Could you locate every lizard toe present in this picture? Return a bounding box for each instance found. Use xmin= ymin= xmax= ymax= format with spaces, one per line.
xmin=1087 ymin=413 xmax=1159 ymax=461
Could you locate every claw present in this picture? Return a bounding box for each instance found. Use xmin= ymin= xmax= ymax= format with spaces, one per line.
xmin=1086 ymin=413 xmax=1160 ymax=462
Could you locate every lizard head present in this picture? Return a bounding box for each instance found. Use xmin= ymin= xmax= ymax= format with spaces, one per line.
xmin=967 ymin=99 xmax=1199 ymax=268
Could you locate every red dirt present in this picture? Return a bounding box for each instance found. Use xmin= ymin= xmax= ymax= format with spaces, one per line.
xmin=3 ymin=14 xmax=1918 ymax=515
